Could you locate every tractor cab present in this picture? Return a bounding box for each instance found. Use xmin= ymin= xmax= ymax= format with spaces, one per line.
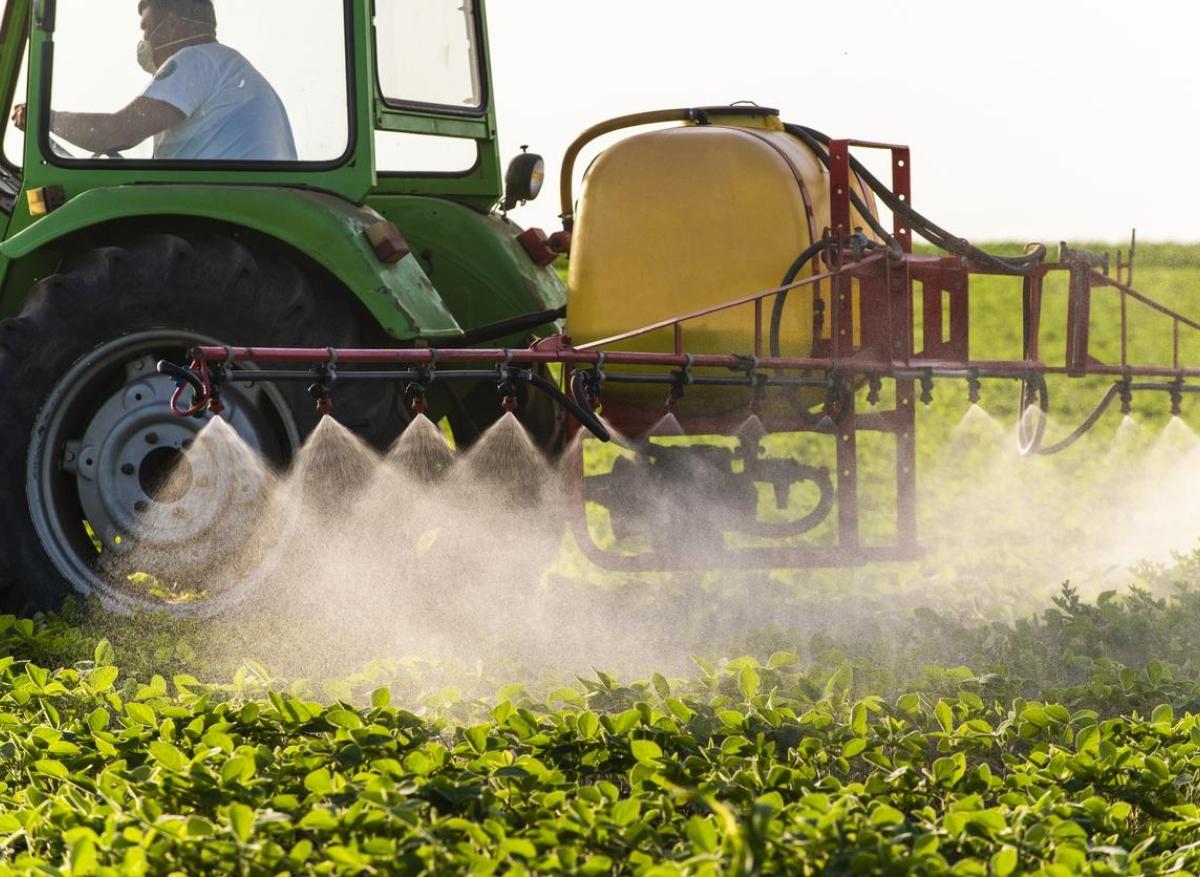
xmin=0 ymin=0 xmax=504 ymax=214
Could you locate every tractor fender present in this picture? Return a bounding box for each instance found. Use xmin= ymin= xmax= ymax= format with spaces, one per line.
xmin=0 ymin=185 xmax=463 ymax=340
xmin=374 ymin=196 xmax=566 ymax=344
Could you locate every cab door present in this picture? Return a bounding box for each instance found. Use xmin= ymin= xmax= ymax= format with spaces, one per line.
xmin=368 ymin=0 xmax=501 ymax=208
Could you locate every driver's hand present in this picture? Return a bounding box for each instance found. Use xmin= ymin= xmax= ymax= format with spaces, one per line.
xmin=11 ymin=103 xmax=26 ymax=132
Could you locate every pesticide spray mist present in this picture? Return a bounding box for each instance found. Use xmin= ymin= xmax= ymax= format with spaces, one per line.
xmin=117 ymin=399 xmax=1200 ymax=688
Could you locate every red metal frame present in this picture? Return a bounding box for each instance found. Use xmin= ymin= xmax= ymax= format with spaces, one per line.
xmin=184 ymin=141 xmax=1199 ymax=572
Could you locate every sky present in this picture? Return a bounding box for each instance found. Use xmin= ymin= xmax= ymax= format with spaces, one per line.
xmin=487 ymin=0 xmax=1200 ymax=243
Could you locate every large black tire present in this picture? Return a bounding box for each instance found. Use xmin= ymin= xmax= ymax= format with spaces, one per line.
xmin=0 ymin=233 xmax=405 ymax=616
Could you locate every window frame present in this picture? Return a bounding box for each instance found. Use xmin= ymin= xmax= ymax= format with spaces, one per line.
xmin=36 ymin=0 xmax=359 ymax=173
xmin=373 ymin=0 xmax=490 ymax=119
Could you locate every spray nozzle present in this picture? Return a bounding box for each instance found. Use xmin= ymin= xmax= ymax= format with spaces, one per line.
xmin=867 ymin=373 xmax=882 ymax=407
xmin=919 ymin=372 xmax=934 ymax=406
xmin=967 ymin=370 xmax=981 ymax=406
xmin=309 ymin=360 xmax=337 ymax=416
xmin=1119 ymin=378 xmax=1133 ymax=416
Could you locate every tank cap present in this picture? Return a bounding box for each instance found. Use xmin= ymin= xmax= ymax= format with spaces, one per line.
xmin=688 ymin=105 xmax=781 ymax=125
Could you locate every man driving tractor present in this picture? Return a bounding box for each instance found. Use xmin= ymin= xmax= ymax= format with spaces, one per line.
xmin=12 ymin=0 xmax=296 ymax=161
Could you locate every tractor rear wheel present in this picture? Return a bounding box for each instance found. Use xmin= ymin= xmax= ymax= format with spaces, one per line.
xmin=0 ymin=233 xmax=405 ymax=616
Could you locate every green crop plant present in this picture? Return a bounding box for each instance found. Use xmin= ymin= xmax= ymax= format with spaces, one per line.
xmin=0 ymin=550 xmax=1197 ymax=873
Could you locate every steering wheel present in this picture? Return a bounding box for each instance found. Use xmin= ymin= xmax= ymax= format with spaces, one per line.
xmin=47 ymin=133 xmax=126 ymax=160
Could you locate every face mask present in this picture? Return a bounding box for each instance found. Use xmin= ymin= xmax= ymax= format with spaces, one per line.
xmin=137 ymin=17 xmax=212 ymax=74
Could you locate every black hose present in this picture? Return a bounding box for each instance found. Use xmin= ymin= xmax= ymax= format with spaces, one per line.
xmin=434 ymin=305 xmax=567 ymax=348
xmin=1031 ymin=383 xmax=1118 ymax=456
xmin=769 ymin=238 xmax=835 ymax=358
xmin=157 ymin=361 xmax=205 ymax=394
xmin=785 ymin=123 xmax=1047 ymax=275
xmin=539 ymin=370 xmax=609 ymax=442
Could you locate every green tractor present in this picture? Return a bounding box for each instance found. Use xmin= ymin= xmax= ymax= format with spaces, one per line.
xmin=0 ymin=0 xmax=566 ymax=614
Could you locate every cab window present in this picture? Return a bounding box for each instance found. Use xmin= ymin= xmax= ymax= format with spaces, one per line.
xmin=47 ymin=0 xmax=350 ymax=163
xmin=375 ymin=0 xmax=483 ymax=111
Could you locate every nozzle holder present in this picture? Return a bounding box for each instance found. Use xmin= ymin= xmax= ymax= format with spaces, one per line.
xmin=919 ymin=371 xmax=934 ymax=406
xmin=666 ymin=354 xmax=695 ymax=409
xmin=866 ymin=372 xmax=882 ymax=407
xmin=1118 ymin=377 xmax=1133 ymax=416
xmin=308 ymin=356 xmax=338 ymax=416
xmin=967 ymin=369 xmax=981 ymax=406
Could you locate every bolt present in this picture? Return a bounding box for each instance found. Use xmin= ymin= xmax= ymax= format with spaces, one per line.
xmin=134 ymin=500 xmax=148 ymax=513
xmin=145 ymin=432 xmax=159 ymax=445
xmin=64 ymin=451 xmax=77 ymax=463
xmin=121 ymin=463 xmax=135 ymax=476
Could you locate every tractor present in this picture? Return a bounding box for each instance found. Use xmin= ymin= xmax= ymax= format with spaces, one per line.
xmin=1 ymin=0 xmax=1197 ymax=617
xmin=0 ymin=0 xmax=565 ymax=614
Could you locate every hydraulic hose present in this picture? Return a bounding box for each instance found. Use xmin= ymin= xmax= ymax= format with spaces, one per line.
xmin=541 ymin=370 xmax=609 ymax=442
xmin=769 ymin=238 xmax=835 ymax=359
xmin=784 ymin=123 xmax=1047 ymax=275
xmin=1027 ymin=383 xmax=1119 ymax=456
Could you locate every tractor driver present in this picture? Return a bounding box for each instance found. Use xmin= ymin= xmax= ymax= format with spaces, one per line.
xmin=12 ymin=0 xmax=297 ymax=162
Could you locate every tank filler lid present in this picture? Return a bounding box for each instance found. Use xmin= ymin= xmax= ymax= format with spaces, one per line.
xmin=687 ymin=105 xmax=780 ymax=125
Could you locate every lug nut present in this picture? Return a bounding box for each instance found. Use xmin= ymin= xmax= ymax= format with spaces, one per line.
xmin=121 ymin=463 xmax=135 ymax=476
xmin=145 ymin=432 xmax=159 ymax=445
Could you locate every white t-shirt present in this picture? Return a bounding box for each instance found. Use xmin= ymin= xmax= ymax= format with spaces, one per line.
xmin=142 ymin=43 xmax=297 ymax=162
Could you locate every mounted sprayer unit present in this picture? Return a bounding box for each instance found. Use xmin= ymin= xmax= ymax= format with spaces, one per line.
xmin=161 ymin=107 xmax=1200 ymax=573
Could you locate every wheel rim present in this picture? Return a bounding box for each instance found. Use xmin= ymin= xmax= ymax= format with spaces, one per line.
xmin=26 ymin=331 xmax=300 ymax=616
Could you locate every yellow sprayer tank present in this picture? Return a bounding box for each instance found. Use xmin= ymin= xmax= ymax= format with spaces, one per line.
xmin=566 ymin=107 xmax=877 ymax=424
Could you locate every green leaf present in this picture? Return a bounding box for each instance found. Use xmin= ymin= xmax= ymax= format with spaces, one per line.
xmin=687 ymin=815 xmax=719 ymax=853
xmin=501 ymin=838 xmax=537 ymax=859
xmin=89 ymin=665 xmax=119 ymax=692
xmin=34 ymin=759 xmax=69 ymax=779
xmin=630 ymin=739 xmax=662 ymax=764
xmin=93 ymin=638 xmax=115 ymax=666
xmin=464 ymin=725 xmax=489 ymax=755
xmin=86 ymin=707 xmax=109 ymax=733
xmin=221 ymin=756 xmax=250 ymax=785
xmin=371 ymin=687 xmax=391 ymax=709
xmin=298 ymin=808 xmax=339 ymax=831
xmin=1146 ymin=659 xmax=1166 ymax=685
xmin=71 ymin=835 xmax=98 ymax=876
xmin=869 ymin=804 xmax=905 ymax=826
xmin=1152 ymin=703 xmax=1174 ymax=725
xmin=325 ymin=708 xmax=362 ymax=730
xmin=404 ymin=750 xmax=436 ymax=775
xmin=935 ymin=700 xmax=954 ymax=733
xmin=851 ymin=701 xmax=868 ymax=736
xmin=126 ymin=702 xmax=157 ymax=727
xmin=578 ymin=711 xmax=600 ymax=739
xmin=548 ymin=686 xmax=587 ymax=708
xmin=304 ymin=768 xmax=335 ymax=795
xmin=990 ymin=845 xmax=1018 ymax=876
xmin=767 ymin=650 xmax=799 ymax=669
xmin=738 ymin=667 xmax=760 ymax=700
xmin=651 ymin=672 xmax=671 ymax=698
xmin=148 ymin=740 xmax=188 ymax=773
xmin=0 ymin=814 xmax=21 ymax=833
xmin=228 ymin=803 xmax=254 ymax=843
xmin=843 ymin=737 xmax=867 ymax=758
xmin=611 ymin=798 xmax=641 ymax=826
